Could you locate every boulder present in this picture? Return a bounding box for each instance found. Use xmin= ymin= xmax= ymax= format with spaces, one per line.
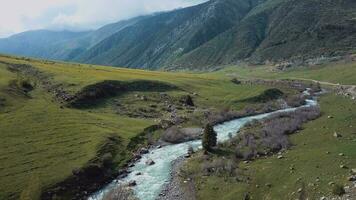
xmin=139 ymin=148 xmax=149 ymax=154
xmin=141 ymin=96 xmax=148 ymax=101
xmin=351 ymin=168 xmax=356 ymax=175
xmin=340 ymin=165 xmax=347 ymax=169
xmin=129 ymin=180 xmax=137 ymax=186
xmin=333 ymin=132 xmax=342 ymax=138
xmin=348 ymin=175 xmax=356 ymax=181
xmin=145 ymin=159 xmax=155 ymax=166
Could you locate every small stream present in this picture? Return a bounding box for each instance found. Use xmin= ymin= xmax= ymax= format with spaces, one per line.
xmin=89 ymin=93 xmax=318 ymax=200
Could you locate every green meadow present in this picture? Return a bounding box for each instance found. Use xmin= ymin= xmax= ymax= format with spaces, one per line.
xmin=217 ymin=60 xmax=356 ymax=85
xmin=0 ymin=55 xmax=276 ymax=199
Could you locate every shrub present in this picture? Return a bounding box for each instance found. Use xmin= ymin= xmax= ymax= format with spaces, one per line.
xmin=161 ymin=126 xmax=201 ymax=143
xmin=231 ymin=78 xmax=241 ymax=85
xmin=285 ymin=94 xmax=306 ymax=107
xmin=161 ymin=126 xmax=182 ymax=143
xmin=180 ymin=95 xmax=194 ymax=106
xmin=201 ymin=158 xmax=238 ymax=176
xmin=9 ymin=78 xmax=34 ymax=93
xmin=103 ymin=186 xmax=137 ymax=200
xmin=233 ymin=105 xmax=321 ymax=160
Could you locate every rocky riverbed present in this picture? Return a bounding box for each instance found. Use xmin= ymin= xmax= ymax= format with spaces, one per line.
xmin=157 ymin=157 xmax=196 ymax=200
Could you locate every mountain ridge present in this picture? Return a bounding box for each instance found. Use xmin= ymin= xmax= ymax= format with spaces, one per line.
xmin=0 ymin=0 xmax=355 ymax=70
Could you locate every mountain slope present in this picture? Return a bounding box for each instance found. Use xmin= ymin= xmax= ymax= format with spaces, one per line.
xmin=53 ymin=16 xmax=150 ymax=60
xmin=0 ymin=0 xmax=355 ymax=70
xmin=169 ymin=0 xmax=356 ymax=69
xmin=0 ymin=30 xmax=89 ymax=59
xmin=0 ymin=16 xmax=147 ymax=61
xmin=75 ymin=0 xmax=264 ymax=69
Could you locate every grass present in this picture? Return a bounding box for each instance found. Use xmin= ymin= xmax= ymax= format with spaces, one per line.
xmin=0 ymin=55 xmax=286 ymax=199
xmin=184 ymin=93 xmax=356 ymax=199
xmin=216 ymin=60 xmax=356 ymax=85
xmin=2 ymin=53 xmax=354 ymax=199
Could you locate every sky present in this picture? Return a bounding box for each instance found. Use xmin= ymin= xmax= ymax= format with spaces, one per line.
xmin=0 ymin=0 xmax=207 ymax=38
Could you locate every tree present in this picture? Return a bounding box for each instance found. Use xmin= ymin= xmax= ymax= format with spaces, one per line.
xmin=202 ymin=123 xmax=217 ymax=152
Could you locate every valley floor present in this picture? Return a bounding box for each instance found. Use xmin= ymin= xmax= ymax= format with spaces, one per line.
xmin=0 ymin=54 xmax=355 ymax=200
xmin=0 ymin=55 xmax=293 ymax=199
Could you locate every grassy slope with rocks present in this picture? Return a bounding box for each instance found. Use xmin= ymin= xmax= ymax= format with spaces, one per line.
xmin=0 ymin=54 xmax=298 ymax=200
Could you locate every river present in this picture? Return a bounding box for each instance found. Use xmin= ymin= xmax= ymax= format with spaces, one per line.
xmin=89 ymin=93 xmax=318 ymax=200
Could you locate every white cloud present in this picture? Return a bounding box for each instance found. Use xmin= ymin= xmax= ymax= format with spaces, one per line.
xmin=0 ymin=0 xmax=208 ymax=38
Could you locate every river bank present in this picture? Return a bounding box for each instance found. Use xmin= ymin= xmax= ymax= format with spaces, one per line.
xmin=88 ymin=91 xmax=318 ymax=200
xmin=157 ymin=157 xmax=196 ymax=200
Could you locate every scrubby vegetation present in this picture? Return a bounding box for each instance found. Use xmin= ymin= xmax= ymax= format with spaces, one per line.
xmin=161 ymin=127 xmax=202 ymax=144
xmin=102 ymin=186 xmax=137 ymax=200
xmin=233 ymin=106 xmax=321 ymax=160
xmin=332 ymin=184 xmax=346 ymax=196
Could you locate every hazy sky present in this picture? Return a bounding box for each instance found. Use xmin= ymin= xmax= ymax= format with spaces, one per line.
xmin=0 ymin=0 xmax=207 ymax=38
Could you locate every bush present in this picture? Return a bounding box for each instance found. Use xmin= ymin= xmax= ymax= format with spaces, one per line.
xmin=180 ymin=95 xmax=194 ymax=106
xmin=233 ymin=106 xmax=321 ymax=160
xmin=332 ymin=184 xmax=346 ymax=196
xmin=285 ymin=94 xmax=306 ymax=107
xmin=231 ymin=78 xmax=241 ymax=85
xmin=161 ymin=127 xmax=201 ymax=143
xmin=9 ymin=78 xmax=34 ymax=94
xmin=201 ymin=158 xmax=238 ymax=176
xmin=103 ymin=186 xmax=137 ymax=200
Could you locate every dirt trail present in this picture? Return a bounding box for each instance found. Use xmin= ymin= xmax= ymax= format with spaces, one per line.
xmin=289 ymin=77 xmax=356 ymax=100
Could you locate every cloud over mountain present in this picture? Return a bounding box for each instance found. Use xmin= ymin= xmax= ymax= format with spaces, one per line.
xmin=0 ymin=0 xmax=207 ymax=37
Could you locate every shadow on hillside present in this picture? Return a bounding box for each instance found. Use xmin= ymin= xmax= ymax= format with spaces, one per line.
xmin=68 ymin=80 xmax=179 ymax=108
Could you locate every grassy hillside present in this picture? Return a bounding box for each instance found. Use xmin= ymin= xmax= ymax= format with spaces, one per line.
xmin=181 ymin=60 xmax=356 ymax=199
xmin=0 ymin=55 xmax=289 ymax=199
xmin=184 ymin=93 xmax=356 ymax=199
xmin=217 ymin=60 xmax=356 ymax=85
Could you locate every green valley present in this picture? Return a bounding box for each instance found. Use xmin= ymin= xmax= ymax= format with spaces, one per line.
xmin=0 ymin=55 xmax=293 ymax=199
